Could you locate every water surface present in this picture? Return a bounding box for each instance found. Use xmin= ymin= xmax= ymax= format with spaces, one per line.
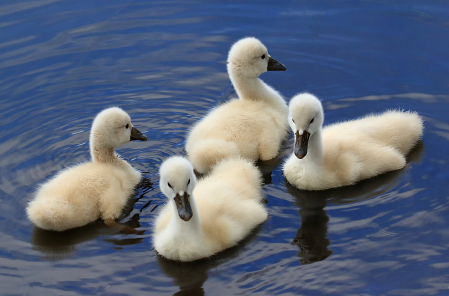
xmin=1 ymin=1 xmax=448 ymax=295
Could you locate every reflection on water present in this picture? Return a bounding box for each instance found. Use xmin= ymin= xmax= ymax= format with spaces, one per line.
xmin=290 ymin=200 xmax=332 ymax=265
xmin=32 ymin=220 xmax=116 ymax=261
xmin=286 ymin=142 xmax=424 ymax=265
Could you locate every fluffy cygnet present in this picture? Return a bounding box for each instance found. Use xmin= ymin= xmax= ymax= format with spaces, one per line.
xmin=283 ymin=93 xmax=423 ymax=190
xmin=26 ymin=107 xmax=147 ymax=231
xmin=186 ymin=37 xmax=289 ymax=174
xmin=153 ymin=156 xmax=267 ymax=262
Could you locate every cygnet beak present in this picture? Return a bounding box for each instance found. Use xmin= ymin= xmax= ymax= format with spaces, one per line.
xmin=175 ymin=192 xmax=193 ymax=222
xmin=267 ymin=57 xmax=286 ymax=71
xmin=130 ymin=127 xmax=147 ymax=141
xmin=294 ymin=130 xmax=310 ymax=159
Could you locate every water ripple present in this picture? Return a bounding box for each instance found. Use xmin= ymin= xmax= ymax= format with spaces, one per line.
xmin=1 ymin=1 xmax=449 ymax=295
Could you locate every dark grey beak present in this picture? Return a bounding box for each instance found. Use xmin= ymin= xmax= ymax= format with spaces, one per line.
xmin=174 ymin=192 xmax=193 ymax=222
xmin=267 ymin=57 xmax=286 ymax=71
xmin=130 ymin=126 xmax=147 ymax=141
xmin=294 ymin=130 xmax=311 ymax=159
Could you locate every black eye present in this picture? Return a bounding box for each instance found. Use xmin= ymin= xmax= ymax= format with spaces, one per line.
xmin=168 ymin=182 xmax=173 ymax=189
xmin=187 ymin=179 xmax=190 ymax=185
xmin=125 ymin=124 xmax=129 ymax=129
xmin=292 ymin=119 xmax=295 ymax=123
xmin=310 ymin=118 xmax=314 ymax=124
xmin=261 ymin=54 xmax=265 ymax=59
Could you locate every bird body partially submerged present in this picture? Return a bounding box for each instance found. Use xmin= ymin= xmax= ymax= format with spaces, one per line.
xmin=284 ymin=93 xmax=423 ymax=190
xmin=154 ymin=156 xmax=267 ymax=262
xmin=27 ymin=107 xmax=147 ymax=231
xmin=186 ymin=37 xmax=288 ymax=174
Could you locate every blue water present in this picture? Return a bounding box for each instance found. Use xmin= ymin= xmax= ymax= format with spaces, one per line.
xmin=1 ymin=0 xmax=448 ymax=295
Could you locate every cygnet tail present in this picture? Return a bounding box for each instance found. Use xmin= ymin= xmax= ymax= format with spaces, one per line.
xmin=26 ymin=199 xmax=74 ymax=232
xmin=211 ymin=157 xmax=263 ymax=200
xmin=376 ymin=111 xmax=424 ymax=155
xmin=187 ymin=139 xmax=240 ymax=174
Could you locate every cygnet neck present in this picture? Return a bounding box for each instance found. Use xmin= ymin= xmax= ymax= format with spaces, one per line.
xmin=229 ymin=73 xmax=287 ymax=112
xmin=168 ymin=196 xmax=203 ymax=238
xmin=305 ymin=129 xmax=324 ymax=165
xmin=89 ymin=132 xmax=120 ymax=164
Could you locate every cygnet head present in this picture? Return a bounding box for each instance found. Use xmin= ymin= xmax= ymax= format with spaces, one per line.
xmin=227 ymin=37 xmax=286 ymax=79
xmin=90 ymin=107 xmax=147 ymax=149
xmin=160 ymin=156 xmax=197 ymax=222
xmin=288 ymin=93 xmax=324 ymax=159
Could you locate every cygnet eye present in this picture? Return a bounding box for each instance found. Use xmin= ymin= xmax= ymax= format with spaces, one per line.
xmin=125 ymin=124 xmax=129 ymax=129
xmin=187 ymin=179 xmax=190 ymax=186
xmin=310 ymin=118 xmax=314 ymax=124
xmin=168 ymin=182 xmax=173 ymax=189
xmin=261 ymin=54 xmax=266 ymax=59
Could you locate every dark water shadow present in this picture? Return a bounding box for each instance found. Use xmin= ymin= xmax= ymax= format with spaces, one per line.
xmin=31 ymin=177 xmax=153 ymax=260
xmin=156 ymin=224 xmax=262 ymax=296
xmin=257 ymin=137 xmax=293 ymax=185
xmin=285 ymin=141 xmax=424 ymax=265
